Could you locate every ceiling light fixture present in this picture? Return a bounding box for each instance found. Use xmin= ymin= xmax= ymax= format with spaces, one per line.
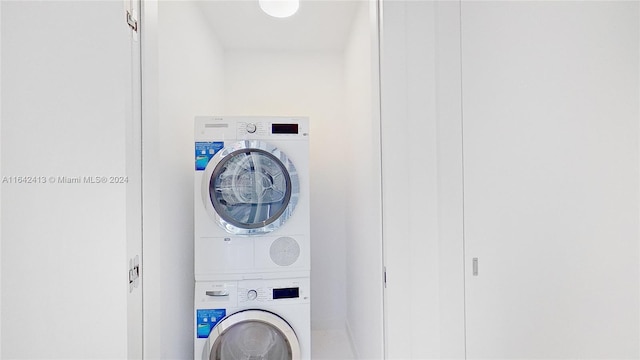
xmin=258 ymin=0 xmax=299 ymax=18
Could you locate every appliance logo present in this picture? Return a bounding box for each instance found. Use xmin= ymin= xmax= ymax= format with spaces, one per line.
xmin=195 ymin=142 xmax=224 ymax=171
xmin=196 ymin=309 xmax=226 ymax=338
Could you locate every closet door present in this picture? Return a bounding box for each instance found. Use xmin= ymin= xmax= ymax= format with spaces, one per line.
xmin=126 ymin=0 xmax=143 ymax=358
xmin=462 ymin=2 xmax=639 ymax=359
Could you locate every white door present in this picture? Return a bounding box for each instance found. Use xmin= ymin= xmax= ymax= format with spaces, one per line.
xmin=462 ymin=2 xmax=639 ymax=359
xmin=1 ymin=0 xmax=143 ymax=358
xmin=126 ymin=0 xmax=143 ymax=358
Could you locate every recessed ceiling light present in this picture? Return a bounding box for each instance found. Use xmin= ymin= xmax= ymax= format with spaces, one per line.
xmin=258 ymin=0 xmax=299 ymax=18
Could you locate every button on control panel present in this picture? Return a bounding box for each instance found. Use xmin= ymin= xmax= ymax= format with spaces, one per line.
xmin=238 ymin=287 xmax=269 ymax=302
xmin=238 ymin=121 xmax=266 ymax=136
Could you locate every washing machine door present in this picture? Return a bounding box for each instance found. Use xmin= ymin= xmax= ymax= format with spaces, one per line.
xmin=205 ymin=310 xmax=301 ymax=360
xmin=202 ymin=140 xmax=300 ymax=235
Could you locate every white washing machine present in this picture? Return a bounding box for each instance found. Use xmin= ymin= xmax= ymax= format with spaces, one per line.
xmin=194 ymin=116 xmax=310 ymax=280
xmin=194 ymin=277 xmax=311 ymax=360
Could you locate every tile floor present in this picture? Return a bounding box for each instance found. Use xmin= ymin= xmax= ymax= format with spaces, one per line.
xmin=311 ymin=329 xmax=356 ymax=359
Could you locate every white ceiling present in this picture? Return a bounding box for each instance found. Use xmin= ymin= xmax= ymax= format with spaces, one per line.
xmin=197 ymin=0 xmax=360 ymax=51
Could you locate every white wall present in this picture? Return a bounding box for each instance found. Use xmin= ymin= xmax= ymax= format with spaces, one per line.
xmin=144 ymin=2 xmax=225 ymax=358
xmin=1 ymin=1 xmax=134 ymax=358
xmin=224 ymin=50 xmax=348 ymax=330
xmin=344 ymin=2 xmax=384 ymax=359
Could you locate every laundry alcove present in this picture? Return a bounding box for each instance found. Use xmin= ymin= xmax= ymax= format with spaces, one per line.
xmin=141 ymin=1 xmax=384 ymax=358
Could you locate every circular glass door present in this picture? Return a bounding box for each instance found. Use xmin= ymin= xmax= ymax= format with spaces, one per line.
xmin=207 ymin=310 xmax=301 ymax=360
xmin=202 ymin=141 xmax=300 ymax=235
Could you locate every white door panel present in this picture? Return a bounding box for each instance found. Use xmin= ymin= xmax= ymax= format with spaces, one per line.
xmin=126 ymin=0 xmax=143 ymax=358
xmin=462 ymin=2 xmax=639 ymax=359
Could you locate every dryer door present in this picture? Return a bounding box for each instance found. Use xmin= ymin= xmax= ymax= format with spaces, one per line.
xmin=202 ymin=140 xmax=300 ymax=235
xmin=205 ymin=310 xmax=301 ymax=360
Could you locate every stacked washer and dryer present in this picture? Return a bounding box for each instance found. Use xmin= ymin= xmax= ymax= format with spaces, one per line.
xmin=194 ymin=116 xmax=311 ymax=360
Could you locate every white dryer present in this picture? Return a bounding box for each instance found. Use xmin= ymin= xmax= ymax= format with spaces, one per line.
xmin=194 ymin=278 xmax=311 ymax=360
xmin=194 ymin=116 xmax=310 ymax=280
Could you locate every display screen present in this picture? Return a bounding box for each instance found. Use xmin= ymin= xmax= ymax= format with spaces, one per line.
xmin=273 ymin=287 xmax=299 ymax=299
xmin=272 ymin=124 xmax=299 ymax=134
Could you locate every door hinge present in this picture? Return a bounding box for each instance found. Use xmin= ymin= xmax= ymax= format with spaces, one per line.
xmin=129 ymin=255 xmax=140 ymax=291
xmin=126 ymin=10 xmax=138 ymax=32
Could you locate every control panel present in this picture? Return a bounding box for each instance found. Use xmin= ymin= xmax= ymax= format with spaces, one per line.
xmin=198 ymin=278 xmax=310 ymax=306
xmin=237 ymin=278 xmax=309 ymax=304
xmin=236 ymin=119 xmax=308 ymax=138
xmin=196 ymin=116 xmax=309 ymax=141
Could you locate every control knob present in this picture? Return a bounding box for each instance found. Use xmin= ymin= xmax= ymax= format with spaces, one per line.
xmin=246 ymin=123 xmax=257 ymax=133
